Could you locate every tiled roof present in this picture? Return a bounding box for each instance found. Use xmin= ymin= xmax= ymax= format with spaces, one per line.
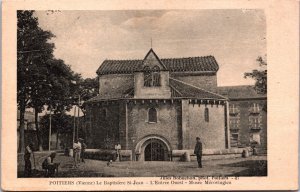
xmin=97 ymin=56 xmax=219 ymax=75
xmin=87 ymin=78 xmax=226 ymax=102
xmin=169 ymin=78 xmax=227 ymax=100
xmin=217 ymin=85 xmax=267 ymax=99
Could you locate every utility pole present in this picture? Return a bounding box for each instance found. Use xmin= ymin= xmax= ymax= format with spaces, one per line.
xmin=77 ymin=95 xmax=80 ymax=140
xmin=73 ymin=106 xmax=76 ymax=144
xmin=48 ymin=107 xmax=52 ymax=151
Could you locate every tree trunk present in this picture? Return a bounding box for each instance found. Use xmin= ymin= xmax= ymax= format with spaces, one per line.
xmin=56 ymin=131 xmax=59 ymax=149
xmin=18 ymin=101 xmax=26 ymax=153
xmin=34 ymin=107 xmax=43 ymax=151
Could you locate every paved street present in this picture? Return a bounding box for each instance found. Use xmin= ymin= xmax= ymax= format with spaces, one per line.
xmin=18 ymin=152 xmax=267 ymax=177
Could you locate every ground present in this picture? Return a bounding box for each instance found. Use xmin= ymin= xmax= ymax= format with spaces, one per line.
xmin=18 ymin=152 xmax=267 ymax=177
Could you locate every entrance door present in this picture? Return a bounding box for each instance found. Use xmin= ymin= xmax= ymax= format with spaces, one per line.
xmin=144 ymin=140 xmax=166 ymax=161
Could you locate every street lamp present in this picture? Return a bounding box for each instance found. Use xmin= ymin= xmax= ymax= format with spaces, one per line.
xmin=76 ymin=93 xmax=85 ymax=141
xmin=70 ymin=81 xmax=86 ymax=144
xmin=45 ymin=83 xmax=53 ymax=151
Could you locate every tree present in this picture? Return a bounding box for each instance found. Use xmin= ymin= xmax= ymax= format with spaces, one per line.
xmin=17 ymin=10 xmax=55 ymax=152
xmin=244 ymin=56 xmax=267 ymax=111
xmin=244 ymin=56 xmax=267 ymax=94
xmin=17 ymin=11 xmax=81 ymax=152
xmin=80 ymin=77 xmax=99 ymax=101
xmin=46 ymin=59 xmax=82 ymax=114
xmin=40 ymin=113 xmax=74 ymax=149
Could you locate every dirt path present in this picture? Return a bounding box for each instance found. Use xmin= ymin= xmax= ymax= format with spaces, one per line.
xmin=18 ymin=153 xmax=267 ymax=177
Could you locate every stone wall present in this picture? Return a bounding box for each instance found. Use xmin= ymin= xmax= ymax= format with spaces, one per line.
xmin=134 ymin=71 xmax=171 ymax=99
xmin=185 ymin=101 xmax=226 ymax=149
xmin=171 ymin=73 xmax=218 ymax=92
xmin=127 ymin=101 xmax=180 ymax=151
xmin=99 ymin=74 xmax=133 ymax=97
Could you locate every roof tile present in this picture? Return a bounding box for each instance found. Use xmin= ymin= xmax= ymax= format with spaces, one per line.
xmin=97 ymin=56 xmax=219 ymax=75
xmin=217 ymin=86 xmax=267 ymax=99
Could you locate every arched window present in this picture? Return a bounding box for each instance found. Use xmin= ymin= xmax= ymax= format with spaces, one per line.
xmin=152 ymin=65 xmax=161 ymax=86
xmin=204 ymin=107 xmax=209 ymax=122
xmin=148 ymin=108 xmax=157 ymax=123
xmin=143 ymin=66 xmax=152 ymax=87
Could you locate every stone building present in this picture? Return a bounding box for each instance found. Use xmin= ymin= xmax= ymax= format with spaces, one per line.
xmin=218 ymin=86 xmax=267 ymax=152
xmin=85 ymin=49 xmax=232 ymax=161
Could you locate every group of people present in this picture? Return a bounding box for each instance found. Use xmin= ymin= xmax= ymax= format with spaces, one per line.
xmin=23 ymin=138 xmax=87 ymax=177
xmin=24 ymin=143 xmax=59 ymax=177
xmin=73 ymin=138 xmax=87 ymax=168
xmin=23 ymin=137 xmax=201 ymax=177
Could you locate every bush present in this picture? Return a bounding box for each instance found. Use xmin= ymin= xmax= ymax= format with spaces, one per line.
xmin=84 ymin=149 xmax=117 ymax=161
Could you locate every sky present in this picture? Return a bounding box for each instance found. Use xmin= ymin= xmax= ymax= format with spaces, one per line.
xmin=35 ymin=10 xmax=266 ymax=86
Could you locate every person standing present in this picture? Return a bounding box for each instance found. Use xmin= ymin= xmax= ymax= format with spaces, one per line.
xmin=79 ymin=138 xmax=87 ymax=163
xmin=24 ymin=143 xmax=34 ymax=177
xmin=194 ymin=137 xmax=203 ymax=168
xmin=73 ymin=139 xmax=81 ymax=168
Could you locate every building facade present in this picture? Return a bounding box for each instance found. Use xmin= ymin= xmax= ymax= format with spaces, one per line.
xmin=218 ymin=86 xmax=267 ymax=152
xmin=85 ymin=49 xmax=231 ymax=161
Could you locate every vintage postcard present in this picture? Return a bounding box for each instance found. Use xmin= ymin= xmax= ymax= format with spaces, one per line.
xmin=1 ymin=0 xmax=299 ymax=191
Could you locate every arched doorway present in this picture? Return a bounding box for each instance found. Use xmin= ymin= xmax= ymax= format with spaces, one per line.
xmin=144 ymin=140 xmax=166 ymax=161
xmin=135 ymin=136 xmax=171 ymax=161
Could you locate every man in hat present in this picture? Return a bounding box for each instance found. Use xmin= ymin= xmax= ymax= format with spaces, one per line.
xmin=194 ymin=137 xmax=203 ymax=168
xmin=79 ymin=138 xmax=87 ymax=163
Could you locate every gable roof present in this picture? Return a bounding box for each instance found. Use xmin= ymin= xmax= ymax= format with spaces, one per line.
xmin=143 ymin=48 xmax=167 ymax=70
xmin=97 ymin=50 xmax=219 ymax=75
xmin=217 ymin=85 xmax=267 ymax=100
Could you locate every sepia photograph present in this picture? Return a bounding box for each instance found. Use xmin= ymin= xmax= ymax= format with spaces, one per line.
xmin=2 ymin=0 xmax=299 ymax=191
xmin=17 ymin=9 xmax=267 ymax=178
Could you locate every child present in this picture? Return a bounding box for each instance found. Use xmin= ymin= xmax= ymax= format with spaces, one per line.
xmin=42 ymin=152 xmax=60 ymax=177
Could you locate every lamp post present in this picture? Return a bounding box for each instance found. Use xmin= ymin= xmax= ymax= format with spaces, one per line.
xmin=72 ymin=106 xmax=76 ymax=144
xmin=77 ymin=95 xmax=81 ymax=140
xmin=45 ymin=83 xmax=53 ymax=151
xmin=71 ymin=90 xmax=85 ymax=144
xmin=48 ymin=107 xmax=52 ymax=151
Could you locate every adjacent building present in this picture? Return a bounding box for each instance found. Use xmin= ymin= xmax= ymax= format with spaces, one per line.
xmin=218 ymin=86 xmax=267 ymax=152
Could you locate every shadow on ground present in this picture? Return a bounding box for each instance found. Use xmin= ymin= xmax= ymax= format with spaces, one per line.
xmin=220 ymin=160 xmax=267 ymax=176
xmin=18 ymin=152 xmax=267 ymax=178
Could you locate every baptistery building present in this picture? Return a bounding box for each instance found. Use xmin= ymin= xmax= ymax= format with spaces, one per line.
xmin=84 ymin=49 xmax=233 ymax=161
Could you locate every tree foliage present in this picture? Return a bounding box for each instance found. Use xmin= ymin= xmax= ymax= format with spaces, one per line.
xmin=244 ymin=56 xmax=267 ymax=94
xmin=70 ymin=77 xmax=99 ymax=115
xmin=17 ymin=10 xmax=56 ymax=152
xmin=46 ymin=59 xmax=82 ymax=113
xmin=244 ymin=56 xmax=267 ymax=112
xmin=17 ymin=11 xmax=81 ymax=152
xmin=39 ymin=113 xmax=75 ymax=149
